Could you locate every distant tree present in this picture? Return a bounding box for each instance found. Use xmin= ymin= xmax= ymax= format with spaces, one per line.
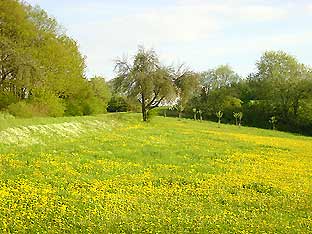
xmin=89 ymin=77 xmax=111 ymax=103
xmin=87 ymin=76 xmax=111 ymax=113
xmin=269 ymin=116 xmax=277 ymax=130
xmin=238 ymin=112 xmax=243 ymax=126
xmin=253 ymin=51 xmax=312 ymax=120
xmin=198 ymin=109 xmax=203 ymax=121
xmin=107 ymin=96 xmax=128 ymax=112
xmin=192 ymin=108 xmax=197 ymax=120
xmin=174 ymin=67 xmax=199 ymax=118
xmin=193 ymin=65 xmax=241 ymax=119
xmin=233 ymin=112 xmax=240 ymax=126
xmin=216 ymin=111 xmax=223 ymax=127
xmin=114 ymin=46 xmax=175 ymax=121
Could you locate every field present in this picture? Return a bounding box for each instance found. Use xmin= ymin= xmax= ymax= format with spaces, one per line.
xmin=0 ymin=113 xmax=311 ymax=233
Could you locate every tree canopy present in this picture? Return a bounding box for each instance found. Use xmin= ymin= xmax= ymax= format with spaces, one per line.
xmin=0 ymin=0 xmax=111 ymax=117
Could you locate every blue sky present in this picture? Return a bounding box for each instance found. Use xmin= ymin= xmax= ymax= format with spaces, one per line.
xmin=25 ymin=0 xmax=312 ymax=79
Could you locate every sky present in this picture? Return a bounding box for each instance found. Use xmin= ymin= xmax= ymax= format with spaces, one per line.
xmin=25 ymin=0 xmax=312 ymax=80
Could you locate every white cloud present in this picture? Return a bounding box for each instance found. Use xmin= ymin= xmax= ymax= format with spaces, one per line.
xmin=176 ymin=1 xmax=289 ymax=21
xmin=307 ymin=4 xmax=312 ymax=12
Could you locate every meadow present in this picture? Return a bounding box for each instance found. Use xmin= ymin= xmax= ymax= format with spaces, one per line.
xmin=0 ymin=113 xmax=311 ymax=233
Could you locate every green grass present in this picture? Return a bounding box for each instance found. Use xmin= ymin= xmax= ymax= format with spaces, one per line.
xmin=0 ymin=113 xmax=311 ymax=233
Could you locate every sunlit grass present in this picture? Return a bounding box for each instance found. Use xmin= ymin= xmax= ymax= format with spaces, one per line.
xmin=0 ymin=113 xmax=311 ymax=233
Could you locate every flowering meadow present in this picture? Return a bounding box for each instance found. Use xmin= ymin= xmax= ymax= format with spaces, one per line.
xmin=0 ymin=113 xmax=311 ymax=233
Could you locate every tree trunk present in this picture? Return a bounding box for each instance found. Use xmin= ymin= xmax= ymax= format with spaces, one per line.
xmin=179 ymin=112 xmax=182 ymax=118
xmin=142 ymin=109 xmax=148 ymax=121
xmin=293 ymin=99 xmax=299 ymax=118
xmin=141 ymin=94 xmax=147 ymax=121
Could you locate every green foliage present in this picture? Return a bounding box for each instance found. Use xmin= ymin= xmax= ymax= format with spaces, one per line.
xmin=8 ymin=101 xmax=33 ymax=118
xmin=89 ymin=77 xmax=111 ymax=105
xmin=107 ymin=96 xmax=128 ymax=112
xmin=82 ymin=97 xmax=106 ymax=115
xmin=150 ymin=106 xmax=169 ymax=118
xmin=8 ymin=92 xmax=65 ymax=118
xmin=29 ymin=94 xmax=65 ymax=117
xmin=175 ymin=71 xmax=200 ymax=117
xmin=0 ymin=0 xmax=95 ymax=117
xmin=63 ymin=77 xmax=111 ymax=116
xmin=242 ymin=51 xmax=312 ymax=134
xmin=188 ymin=65 xmax=241 ymax=122
xmin=0 ymin=92 xmax=18 ymax=110
xmin=114 ymin=46 xmax=176 ymax=121
xmin=186 ymin=52 xmax=312 ymax=135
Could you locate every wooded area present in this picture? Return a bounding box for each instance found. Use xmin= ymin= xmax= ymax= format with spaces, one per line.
xmin=0 ymin=0 xmax=111 ymax=117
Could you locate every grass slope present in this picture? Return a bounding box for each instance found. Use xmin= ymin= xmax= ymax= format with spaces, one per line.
xmin=0 ymin=113 xmax=311 ymax=233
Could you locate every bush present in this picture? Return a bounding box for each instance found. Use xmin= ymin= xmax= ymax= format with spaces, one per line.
xmin=30 ymin=94 xmax=65 ymax=117
xmin=107 ymin=96 xmax=128 ymax=112
xmin=0 ymin=92 xmax=18 ymax=110
xmin=147 ymin=107 xmax=162 ymax=120
xmin=8 ymin=94 xmax=65 ymax=118
xmin=64 ymin=98 xmax=83 ymax=116
xmin=65 ymin=96 xmax=108 ymax=116
xmin=82 ymin=97 xmax=108 ymax=115
xmin=8 ymin=101 xmax=33 ymax=118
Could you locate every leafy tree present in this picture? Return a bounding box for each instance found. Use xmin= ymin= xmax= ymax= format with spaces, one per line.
xmin=89 ymin=76 xmax=111 ymax=111
xmin=107 ymin=95 xmax=128 ymax=112
xmin=174 ymin=68 xmax=199 ymax=118
xmin=253 ymin=51 xmax=312 ymax=121
xmin=114 ymin=46 xmax=176 ymax=121
xmin=0 ymin=0 xmax=90 ymax=117
xmin=191 ymin=65 xmax=241 ymax=120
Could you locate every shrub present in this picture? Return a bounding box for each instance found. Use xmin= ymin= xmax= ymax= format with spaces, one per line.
xmin=8 ymin=101 xmax=33 ymax=118
xmin=30 ymin=94 xmax=65 ymax=117
xmin=8 ymin=94 xmax=65 ymax=118
xmin=65 ymin=96 xmax=108 ymax=116
xmin=82 ymin=97 xmax=107 ymax=115
xmin=107 ymin=96 xmax=128 ymax=112
xmin=0 ymin=92 xmax=18 ymax=110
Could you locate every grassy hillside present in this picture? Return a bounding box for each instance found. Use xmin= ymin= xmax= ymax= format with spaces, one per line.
xmin=0 ymin=113 xmax=311 ymax=233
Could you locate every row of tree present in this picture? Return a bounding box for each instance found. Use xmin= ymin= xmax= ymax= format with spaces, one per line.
xmin=111 ymin=48 xmax=312 ymax=135
xmin=0 ymin=0 xmax=111 ymax=117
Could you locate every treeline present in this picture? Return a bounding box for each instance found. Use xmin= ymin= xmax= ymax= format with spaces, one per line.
xmin=187 ymin=51 xmax=312 ymax=135
xmin=111 ymin=48 xmax=312 ymax=135
xmin=0 ymin=0 xmax=111 ymax=117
